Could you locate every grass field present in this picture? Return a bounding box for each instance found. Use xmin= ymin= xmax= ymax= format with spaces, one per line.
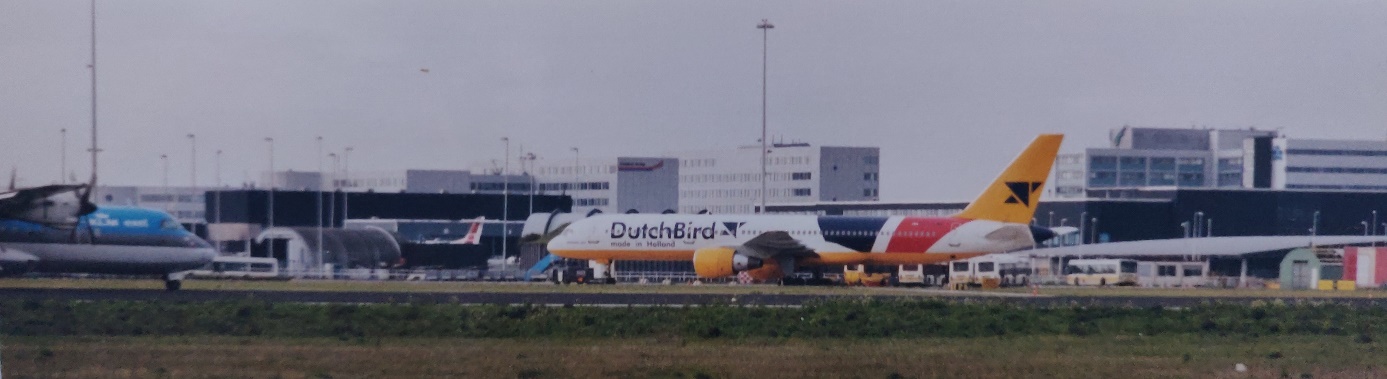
xmin=2 ymin=335 xmax=1380 ymax=378
xmin=1006 ymin=286 xmax=1387 ymax=299
xmin=4 ymin=277 xmax=1387 ymax=299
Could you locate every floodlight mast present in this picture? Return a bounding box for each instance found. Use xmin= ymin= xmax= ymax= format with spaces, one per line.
xmin=757 ymin=19 xmax=774 ymax=214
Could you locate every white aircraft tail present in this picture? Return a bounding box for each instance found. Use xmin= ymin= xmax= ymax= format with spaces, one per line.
xmin=452 ymin=217 xmax=485 ymax=245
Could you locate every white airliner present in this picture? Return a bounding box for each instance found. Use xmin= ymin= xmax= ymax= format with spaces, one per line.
xmin=547 ymin=134 xmax=1064 ymax=281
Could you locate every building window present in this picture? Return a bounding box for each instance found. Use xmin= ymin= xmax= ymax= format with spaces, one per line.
xmin=1119 ymin=172 xmax=1146 ymax=186
xmin=1218 ymin=157 xmax=1243 ymax=171
xmin=1150 ymin=173 xmax=1177 ymax=186
xmin=1177 ymin=159 xmax=1204 ymax=174
xmin=1157 ymin=265 xmax=1176 ymax=277
xmin=1088 ymin=171 xmax=1117 ymax=187
xmin=1286 ymin=149 xmax=1387 ymax=157
xmin=863 ymin=172 xmax=879 ymax=181
xmin=574 ymin=198 xmax=610 ymax=207
xmin=864 ymin=156 xmax=879 ymax=165
xmin=1218 ymin=172 xmax=1242 ymax=187
xmin=1287 ymin=167 xmax=1387 ymax=174
xmin=863 ymin=188 xmax=878 ymax=197
xmin=793 ymin=188 xmax=812 ymax=197
xmin=1183 ymin=265 xmax=1203 ymax=277
xmin=1090 ymin=156 xmax=1117 ymax=170
xmin=138 ymin=194 xmax=175 ymax=202
xmin=791 ymin=172 xmax=812 ymax=180
xmin=1119 ymin=157 xmax=1147 ymax=170
xmin=1178 ymin=173 xmax=1204 ymax=187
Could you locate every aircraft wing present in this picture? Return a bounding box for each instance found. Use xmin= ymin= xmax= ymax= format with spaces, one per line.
xmin=0 ymin=246 xmax=40 ymax=276
xmin=0 ymin=183 xmax=83 ymax=206
xmin=739 ymin=231 xmax=817 ymax=260
xmin=1012 ymin=235 xmax=1387 ymax=258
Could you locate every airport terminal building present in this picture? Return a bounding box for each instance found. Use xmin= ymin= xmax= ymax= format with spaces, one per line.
xmin=676 ymin=143 xmax=881 ymax=214
xmin=1054 ymin=126 xmax=1387 ymax=197
xmin=528 ymin=156 xmax=681 ymax=215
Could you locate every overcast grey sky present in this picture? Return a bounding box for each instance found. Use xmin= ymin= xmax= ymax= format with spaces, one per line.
xmin=3 ymin=0 xmax=1385 ymax=200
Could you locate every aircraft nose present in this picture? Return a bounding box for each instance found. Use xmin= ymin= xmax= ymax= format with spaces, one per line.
xmin=196 ymin=248 xmax=217 ymax=265
xmin=1029 ymin=225 xmax=1056 ymax=244
xmin=547 ymin=229 xmax=571 ymax=251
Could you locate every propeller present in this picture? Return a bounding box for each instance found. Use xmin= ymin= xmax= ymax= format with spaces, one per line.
xmin=68 ymin=172 xmax=98 ymax=243
xmin=76 ymin=172 xmax=97 ymax=216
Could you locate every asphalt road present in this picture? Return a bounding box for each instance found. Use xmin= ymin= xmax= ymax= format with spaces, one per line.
xmin=3 ymin=287 xmax=1387 ymax=308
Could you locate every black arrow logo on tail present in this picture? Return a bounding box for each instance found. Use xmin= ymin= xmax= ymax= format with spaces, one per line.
xmin=1004 ymin=181 xmax=1043 ymax=206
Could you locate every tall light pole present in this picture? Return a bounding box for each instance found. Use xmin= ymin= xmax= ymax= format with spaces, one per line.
xmin=522 ymin=152 xmax=536 ymax=214
xmin=160 ymin=154 xmax=169 ymax=211
xmin=328 ymin=152 xmax=339 ymax=230
xmin=757 ymin=18 xmax=774 ymax=214
xmin=315 ymin=136 xmax=323 ymax=275
xmin=214 ymin=149 xmax=222 ymax=223
xmin=1193 ymin=211 xmax=1203 ymax=238
xmin=501 ymin=137 xmax=510 ymax=272
xmin=60 ymin=128 xmax=67 ymax=183
xmin=568 ymin=147 xmax=579 ymax=192
xmin=160 ymin=154 xmax=168 ymax=188
xmin=1090 ymin=217 xmax=1098 ymax=244
xmin=570 ymin=147 xmax=580 ymax=195
xmin=1311 ymin=210 xmax=1320 ymax=237
xmin=1373 ymin=210 xmax=1379 ymax=248
xmin=87 ymin=0 xmax=100 ymax=188
xmin=343 ymin=146 xmax=353 ymax=221
xmin=187 ymin=133 xmax=196 ymax=187
xmin=265 ymin=137 xmax=274 ymax=227
xmin=1079 ymin=211 xmax=1087 ymax=244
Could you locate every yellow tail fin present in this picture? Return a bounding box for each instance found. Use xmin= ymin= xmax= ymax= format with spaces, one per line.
xmin=955 ymin=134 xmax=1064 ymax=223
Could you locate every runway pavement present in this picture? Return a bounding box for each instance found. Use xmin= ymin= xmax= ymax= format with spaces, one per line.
xmin=3 ymin=287 xmax=1387 ymax=308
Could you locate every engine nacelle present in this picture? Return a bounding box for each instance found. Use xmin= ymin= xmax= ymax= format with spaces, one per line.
xmin=0 ymin=249 xmax=39 ymax=277
xmin=6 ymin=191 xmax=89 ymax=227
xmin=692 ymin=247 xmax=763 ymax=278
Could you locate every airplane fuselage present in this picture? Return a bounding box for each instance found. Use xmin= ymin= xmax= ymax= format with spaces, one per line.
xmin=548 ymin=214 xmax=1049 ymax=266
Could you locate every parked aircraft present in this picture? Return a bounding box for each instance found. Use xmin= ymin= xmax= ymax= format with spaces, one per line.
xmin=546 ymin=134 xmax=1064 ymax=281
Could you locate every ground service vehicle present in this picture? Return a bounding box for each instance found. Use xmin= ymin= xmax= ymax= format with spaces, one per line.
xmin=843 ymin=264 xmax=894 ymax=286
xmin=1065 ymin=258 xmax=1138 ymax=286
xmin=190 ymin=256 xmax=280 ymax=279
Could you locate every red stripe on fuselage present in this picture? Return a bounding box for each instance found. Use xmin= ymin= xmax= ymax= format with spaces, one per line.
xmin=885 ymin=217 xmax=966 ymax=253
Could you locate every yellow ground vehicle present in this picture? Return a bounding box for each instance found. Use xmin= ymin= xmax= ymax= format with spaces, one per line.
xmin=843 ymin=264 xmax=893 ymax=286
xmin=1064 ymin=259 xmax=1138 ymax=286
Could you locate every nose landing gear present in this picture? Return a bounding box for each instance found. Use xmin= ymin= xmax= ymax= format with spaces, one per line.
xmin=163 ymin=271 xmax=188 ymax=291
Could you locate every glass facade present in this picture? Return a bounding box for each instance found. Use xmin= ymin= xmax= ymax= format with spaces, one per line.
xmin=1087 ymin=154 xmax=1206 ymax=188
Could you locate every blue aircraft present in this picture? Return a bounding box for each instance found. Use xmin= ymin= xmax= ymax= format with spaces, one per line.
xmin=0 ymin=177 xmax=216 ymax=290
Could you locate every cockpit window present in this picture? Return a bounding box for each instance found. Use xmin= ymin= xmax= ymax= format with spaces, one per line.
xmin=161 ymin=218 xmax=183 ymax=231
